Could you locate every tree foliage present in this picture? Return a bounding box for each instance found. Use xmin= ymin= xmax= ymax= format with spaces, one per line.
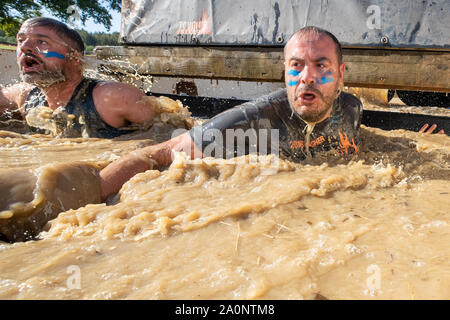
xmin=0 ymin=28 xmax=119 ymax=52
xmin=76 ymin=30 xmax=118 ymax=46
xmin=0 ymin=0 xmax=121 ymax=36
xmin=0 ymin=29 xmax=17 ymax=44
xmin=77 ymin=30 xmax=119 ymax=52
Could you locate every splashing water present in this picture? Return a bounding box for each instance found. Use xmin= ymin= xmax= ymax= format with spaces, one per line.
xmin=81 ymin=55 xmax=154 ymax=92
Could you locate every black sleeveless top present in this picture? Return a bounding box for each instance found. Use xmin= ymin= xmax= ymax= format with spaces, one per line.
xmin=23 ymin=78 xmax=129 ymax=138
xmin=189 ymin=89 xmax=362 ymax=162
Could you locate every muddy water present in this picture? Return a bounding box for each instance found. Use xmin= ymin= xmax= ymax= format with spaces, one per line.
xmin=0 ymin=103 xmax=449 ymax=298
xmin=0 ymin=95 xmax=196 ymax=241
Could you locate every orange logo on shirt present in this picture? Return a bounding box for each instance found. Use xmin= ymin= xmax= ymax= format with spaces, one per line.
xmin=290 ymin=136 xmax=325 ymax=149
xmin=338 ymin=131 xmax=358 ymax=155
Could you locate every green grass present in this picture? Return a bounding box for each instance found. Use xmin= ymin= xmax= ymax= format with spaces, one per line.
xmin=0 ymin=44 xmax=16 ymax=51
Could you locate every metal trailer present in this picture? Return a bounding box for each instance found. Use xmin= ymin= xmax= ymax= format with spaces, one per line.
xmin=95 ymin=0 xmax=450 ymax=132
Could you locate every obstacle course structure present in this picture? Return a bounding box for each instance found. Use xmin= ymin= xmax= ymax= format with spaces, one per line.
xmin=95 ymin=0 xmax=449 ymax=132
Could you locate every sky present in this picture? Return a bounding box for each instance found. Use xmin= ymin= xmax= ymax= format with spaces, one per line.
xmin=42 ymin=4 xmax=122 ymax=34
xmin=79 ymin=9 xmax=122 ymax=33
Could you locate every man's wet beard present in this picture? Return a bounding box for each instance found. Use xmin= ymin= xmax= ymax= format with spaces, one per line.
xmin=20 ymin=69 xmax=66 ymax=88
xmin=293 ymin=84 xmax=339 ymax=123
xmin=298 ymin=94 xmax=335 ymax=123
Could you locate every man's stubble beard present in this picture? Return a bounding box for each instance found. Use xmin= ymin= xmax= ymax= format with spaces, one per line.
xmin=289 ymin=79 xmax=341 ymax=123
xmin=20 ymin=69 xmax=66 ymax=88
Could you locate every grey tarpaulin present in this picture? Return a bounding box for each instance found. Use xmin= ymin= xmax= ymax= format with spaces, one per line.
xmin=121 ymin=0 xmax=449 ymax=49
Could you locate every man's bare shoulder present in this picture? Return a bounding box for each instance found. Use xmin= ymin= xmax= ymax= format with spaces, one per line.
xmin=92 ymin=80 xmax=147 ymax=115
xmin=91 ymin=80 xmax=150 ymax=127
xmin=92 ymin=81 xmax=144 ymax=100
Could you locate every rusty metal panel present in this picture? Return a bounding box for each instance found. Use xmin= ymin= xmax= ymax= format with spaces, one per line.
xmin=121 ymin=0 xmax=450 ymax=49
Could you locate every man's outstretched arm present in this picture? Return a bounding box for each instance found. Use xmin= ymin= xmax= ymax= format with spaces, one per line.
xmin=99 ymin=132 xmax=202 ymax=200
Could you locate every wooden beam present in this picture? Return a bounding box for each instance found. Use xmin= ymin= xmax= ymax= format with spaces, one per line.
xmin=94 ymin=46 xmax=450 ymax=92
xmin=95 ymin=46 xmax=284 ymax=83
xmin=343 ymin=49 xmax=450 ymax=92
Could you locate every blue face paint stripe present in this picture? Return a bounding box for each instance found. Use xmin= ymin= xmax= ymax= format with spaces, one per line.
xmin=317 ymin=76 xmax=333 ymax=84
xmin=287 ymin=69 xmax=301 ymax=77
xmin=287 ymin=69 xmax=301 ymax=86
xmin=40 ymin=51 xmax=65 ymax=59
xmin=316 ymin=71 xmax=333 ymax=85
xmin=288 ymin=69 xmax=333 ymax=85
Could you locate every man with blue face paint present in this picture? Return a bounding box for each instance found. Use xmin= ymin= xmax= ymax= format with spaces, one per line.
xmin=98 ymin=26 xmax=365 ymax=200
xmin=0 ymin=17 xmax=158 ymax=138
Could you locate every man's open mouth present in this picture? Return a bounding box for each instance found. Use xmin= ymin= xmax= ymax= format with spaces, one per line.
xmin=299 ymin=92 xmax=317 ymax=103
xmin=21 ymin=56 xmax=43 ymax=72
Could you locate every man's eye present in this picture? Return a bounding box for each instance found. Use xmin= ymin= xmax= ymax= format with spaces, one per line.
xmin=291 ymin=62 xmax=303 ymax=69
xmin=39 ymin=40 xmax=47 ymax=45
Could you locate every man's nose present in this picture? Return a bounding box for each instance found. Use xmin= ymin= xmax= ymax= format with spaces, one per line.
xmin=18 ymin=38 xmax=35 ymax=54
xmin=299 ymin=65 xmax=316 ymax=85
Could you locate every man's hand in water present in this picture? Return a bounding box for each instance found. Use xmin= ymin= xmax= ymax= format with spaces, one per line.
xmin=419 ymin=124 xmax=445 ymax=134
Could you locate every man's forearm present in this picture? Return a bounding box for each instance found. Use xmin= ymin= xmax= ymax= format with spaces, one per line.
xmin=99 ymin=151 xmax=151 ymax=201
xmin=99 ymin=144 xmax=170 ymax=200
xmin=99 ymin=132 xmax=197 ymax=201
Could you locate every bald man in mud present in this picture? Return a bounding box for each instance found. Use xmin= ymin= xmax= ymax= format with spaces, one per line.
xmin=99 ymin=26 xmax=365 ymax=199
xmin=99 ymin=26 xmax=444 ymax=199
xmin=0 ymin=17 xmax=156 ymax=138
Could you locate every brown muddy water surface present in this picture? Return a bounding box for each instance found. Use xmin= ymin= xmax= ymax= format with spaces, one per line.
xmin=0 ymin=97 xmax=448 ymax=299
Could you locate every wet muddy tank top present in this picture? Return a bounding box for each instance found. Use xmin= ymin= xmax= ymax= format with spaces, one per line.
xmin=189 ymin=89 xmax=363 ymax=162
xmin=23 ymin=78 xmax=128 ymax=138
